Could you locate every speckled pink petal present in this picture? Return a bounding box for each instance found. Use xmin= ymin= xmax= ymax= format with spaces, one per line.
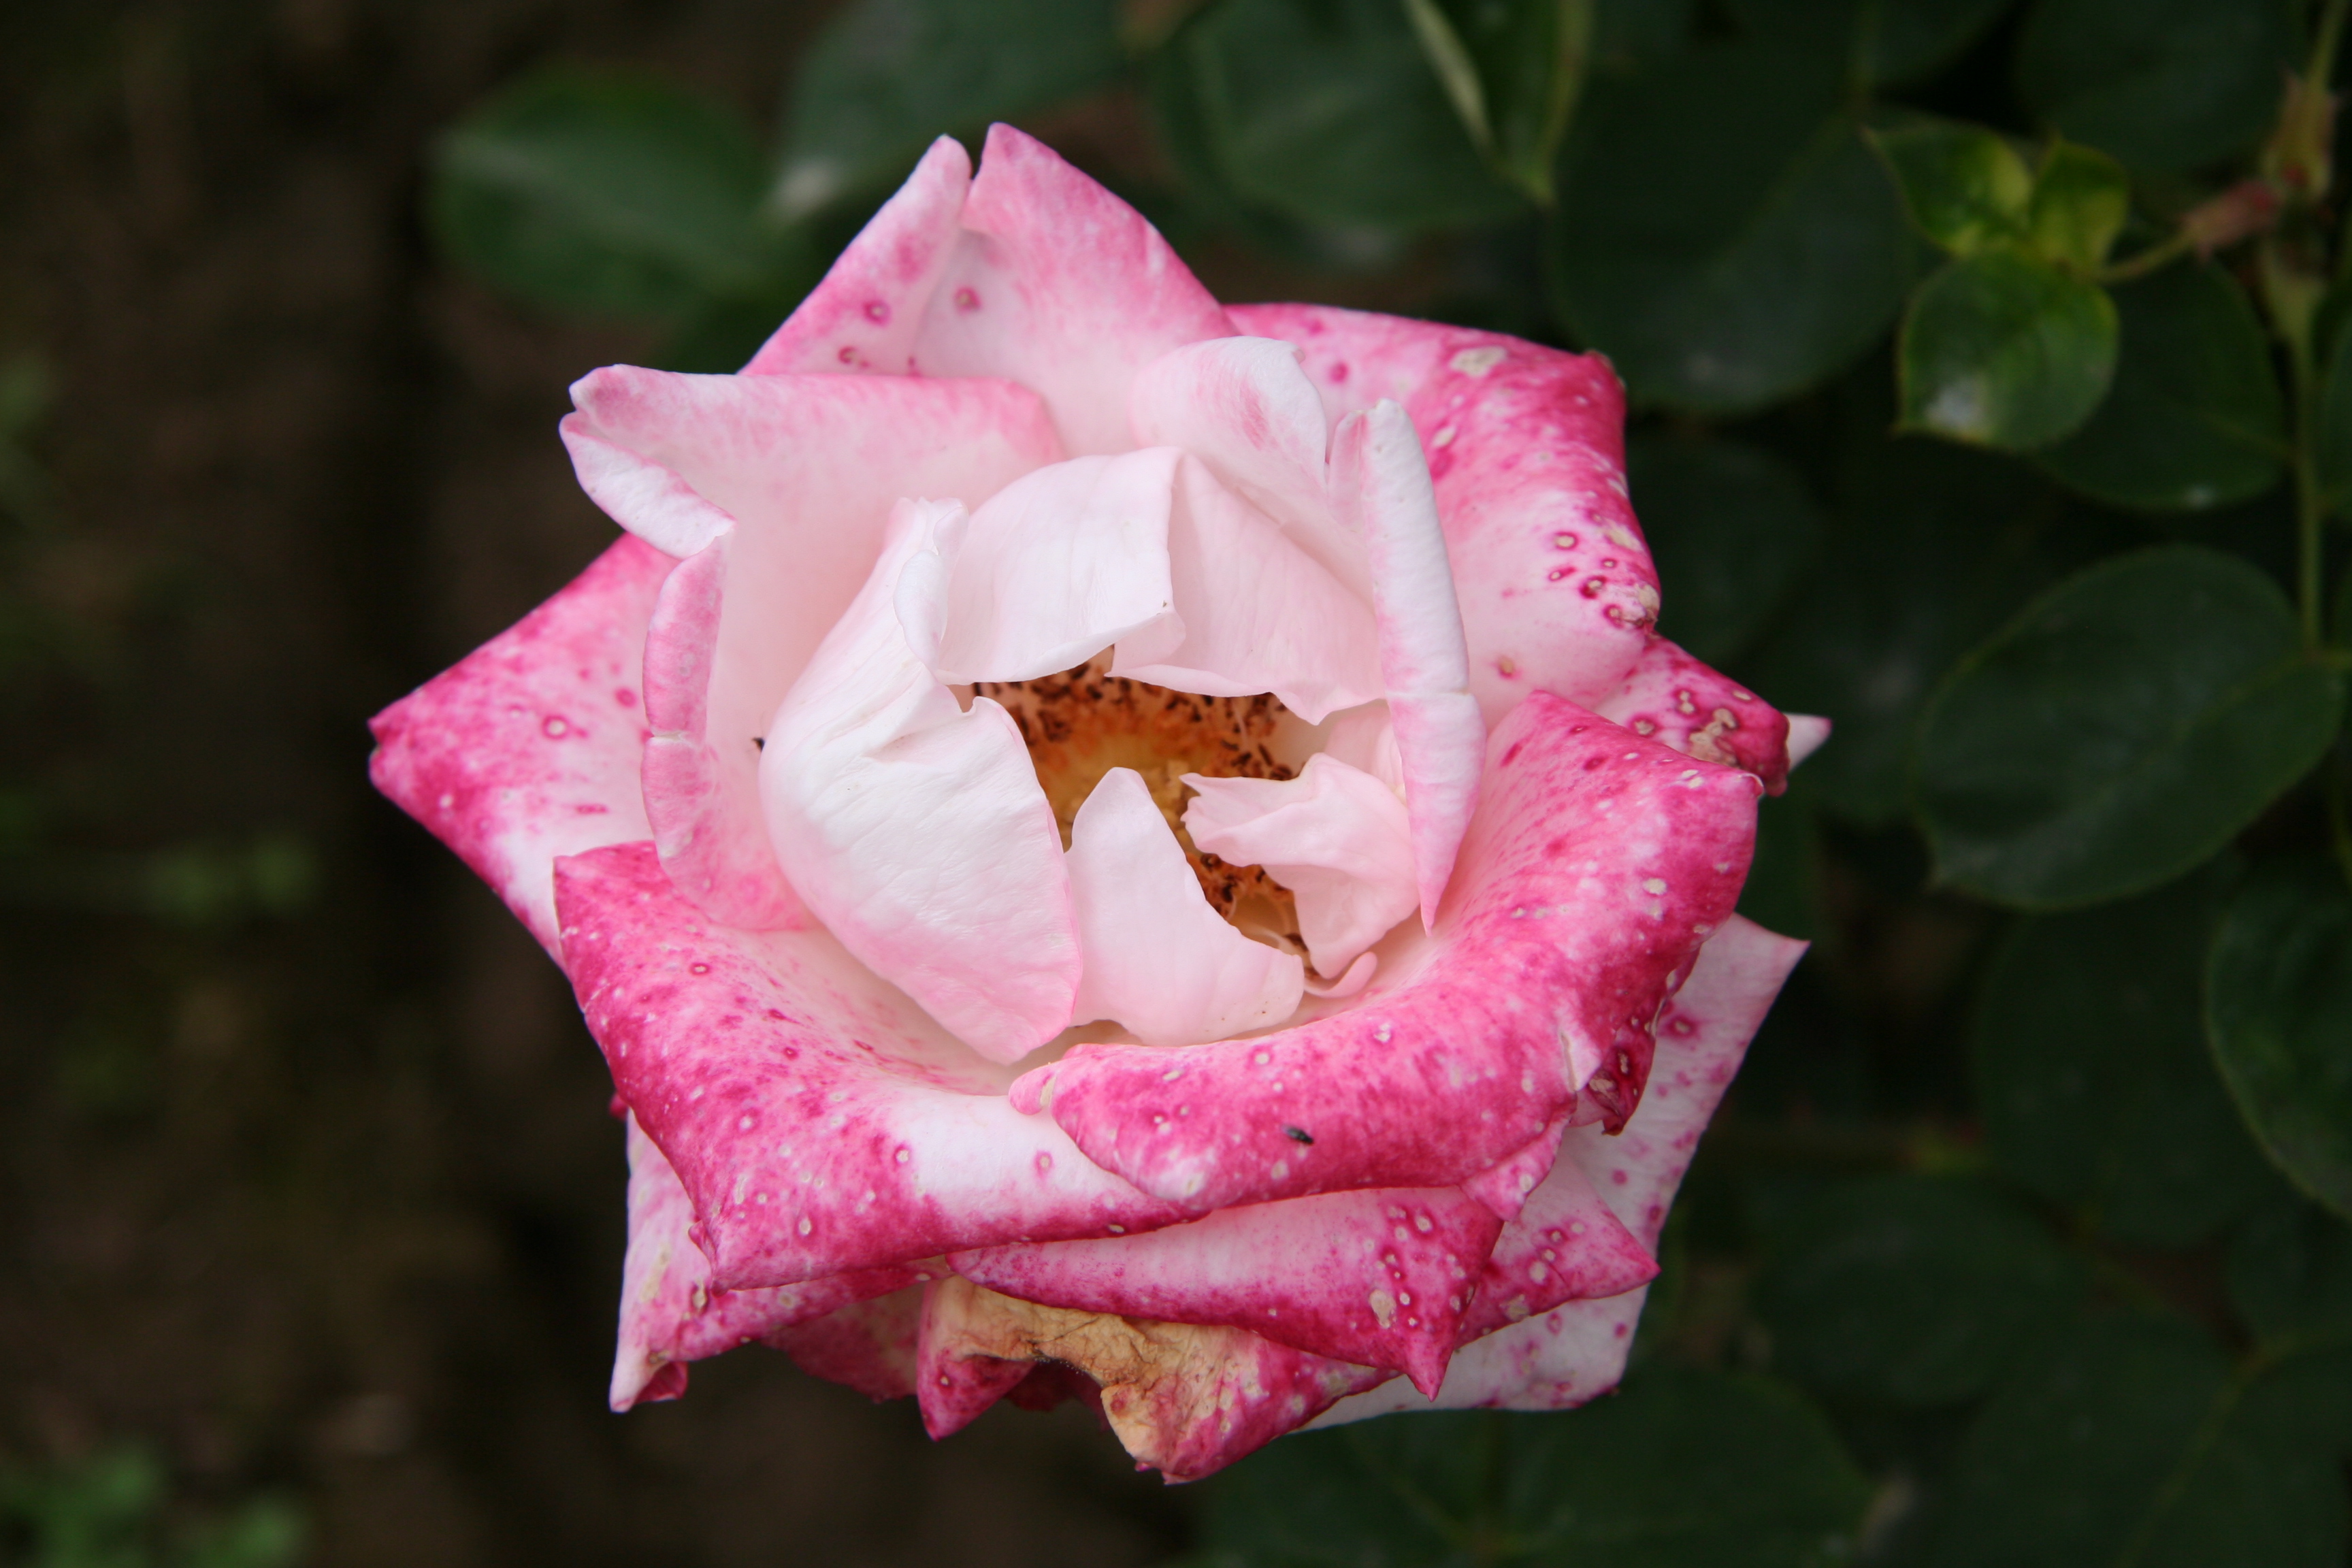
xmin=1012 ymin=691 xmax=1761 ymax=1211
xmin=1182 ymin=753 xmax=1417 ymax=977
xmin=928 ymin=449 xmax=1182 ymax=684
xmin=949 ymin=1183 xmax=1500 ymax=1395
xmin=1230 ymin=306 xmax=1654 ymax=721
xmin=1111 ymin=457 xmax=1381 ymax=724
xmin=1455 ymin=1153 xmax=1656 ymax=1343
xmin=1593 ymin=634 xmax=1795 ymax=795
xmin=1460 ymin=1117 xmax=1567 ymax=1222
xmin=556 ymin=842 xmax=1187 ymax=1290
xmin=762 ymin=501 xmax=1078 ymax=1062
xmin=768 ymin=1287 xmax=925 ymax=1402
xmin=1067 ymin=768 xmax=1304 ymax=1045
xmin=610 ymin=1113 xmax=920 ymax=1410
xmin=368 ymin=534 xmax=667 ymax=953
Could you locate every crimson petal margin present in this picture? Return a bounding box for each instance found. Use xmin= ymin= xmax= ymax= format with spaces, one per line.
xmin=1595 ymin=634 xmax=1794 ymax=796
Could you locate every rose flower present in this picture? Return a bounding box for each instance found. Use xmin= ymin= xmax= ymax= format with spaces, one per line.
xmin=370 ymin=126 xmax=1824 ymax=1482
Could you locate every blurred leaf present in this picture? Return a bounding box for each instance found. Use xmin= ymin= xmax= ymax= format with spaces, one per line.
xmin=1171 ymin=0 xmax=1522 ymax=235
xmin=1725 ymin=0 xmax=2013 ymax=84
xmin=1754 ymin=1174 xmax=2087 ymax=1405
xmin=2227 ymin=1191 xmax=2352 ymax=1343
xmin=1591 ymin=0 xmax=1692 ymax=69
xmin=1897 ymin=250 xmax=2117 ymax=449
xmin=1549 ymin=41 xmax=1912 ymax=413
xmin=1923 ymin=1313 xmax=2349 ymax=1568
xmin=1872 ymin=119 xmax=2034 ymax=255
xmin=2016 ymin=0 xmax=2300 ymax=175
xmin=1627 ymin=435 xmax=1826 ymax=664
xmin=1915 ymin=546 xmax=2341 ymax=906
xmin=1401 ymin=0 xmax=1595 ymax=202
xmin=1737 ymin=791 xmax=1823 ymax=941
xmin=1196 ymin=1370 xmax=1869 ymax=1566
xmin=2038 ymin=260 xmax=2287 ymax=510
xmin=2312 ymin=291 xmax=2352 ymax=515
xmin=773 ymin=0 xmax=1125 ymax=220
xmin=2208 ymin=860 xmax=2352 ymax=1221
xmin=1972 ymin=876 xmax=2274 ymax=1247
xmin=2023 ymin=139 xmax=2129 ymax=272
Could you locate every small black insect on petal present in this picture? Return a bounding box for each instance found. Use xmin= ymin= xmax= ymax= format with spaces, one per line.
xmin=1282 ymin=1125 xmax=1314 ymax=1145
xmin=753 ymin=736 xmax=765 ymax=751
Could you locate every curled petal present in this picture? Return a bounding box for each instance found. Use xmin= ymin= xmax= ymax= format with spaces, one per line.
xmin=1067 ymin=768 xmax=1304 ymax=1046
xmin=762 ymin=500 xmax=1078 ymax=1061
xmin=1594 ymin=634 xmax=1795 ymax=795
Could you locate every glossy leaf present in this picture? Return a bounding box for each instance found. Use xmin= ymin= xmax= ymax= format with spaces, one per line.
xmin=1403 ymin=0 xmax=1596 ymax=202
xmin=2016 ymin=0 xmax=2300 ymax=175
xmin=1725 ymin=0 xmax=2013 ymax=84
xmin=1754 ymin=1175 xmax=2087 ymax=1405
xmin=1916 ymin=546 xmax=2342 ymax=905
xmin=1897 ymin=250 xmax=2118 ymax=450
xmin=2208 ymin=861 xmax=2352 ymax=1221
xmin=1972 ymin=877 xmax=2275 ymax=1247
xmin=2023 ymin=140 xmax=2130 ymax=272
xmin=1626 ymin=435 xmax=1825 ymax=665
xmin=1872 ymin=120 xmax=2033 ymax=255
xmin=773 ymin=0 xmax=1126 ymax=219
xmin=1549 ymin=41 xmax=1912 ymax=412
xmin=2038 ymin=260 xmax=2287 ymax=510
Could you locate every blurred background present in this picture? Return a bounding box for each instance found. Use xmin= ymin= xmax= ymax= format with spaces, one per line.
xmin=2 ymin=1 xmax=2348 ymax=1565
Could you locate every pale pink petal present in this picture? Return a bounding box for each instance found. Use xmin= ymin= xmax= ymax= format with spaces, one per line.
xmin=1787 ymin=713 xmax=1832 ymax=768
xmin=1230 ymin=306 xmax=1654 ymax=719
xmin=1013 ymin=693 xmax=1762 ymax=1211
xmin=762 ymin=500 xmax=1078 ymax=1062
xmin=1182 ymin=753 xmax=1418 ymax=976
xmin=1593 ymin=634 xmax=1795 ymax=795
xmin=557 ymin=842 xmax=1188 ymax=1290
xmin=928 ymin=449 xmax=1182 ymax=684
xmin=1386 ymin=691 xmax=1487 ymax=926
xmin=1066 ymin=768 xmax=1304 ymax=1046
xmin=1110 ymin=458 xmax=1381 ymax=723
xmin=1322 ymin=702 xmax=1405 ymax=791
xmin=368 ymin=535 xmax=666 ymax=953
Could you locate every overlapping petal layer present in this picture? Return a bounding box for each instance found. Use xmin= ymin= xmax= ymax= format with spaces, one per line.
xmin=1595 ymin=634 xmax=1795 ymax=796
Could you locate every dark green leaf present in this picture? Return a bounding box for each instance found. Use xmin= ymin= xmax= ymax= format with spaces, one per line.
xmin=1972 ymin=876 xmax=2275 ymax=1247
xmin=1403 ymin=0 xmax=1595 ymax=203
xmin=429 ymin=68 xmax=780 ymax=321
xmin=1915 ymin=546 xmax=2342 ymax=905
xmin=1548 ymin=41 xmax=1912 ymax=412
xmin=2037 ymin=260 xmax=2287 ymax=510
xmin=1925 ymin=1313 xmax=2349 ymax=1568
xmin=1725 ymin=0 xmax=2013 ymax=83
xmin=774 ymin=0 xmax=1125 ymax=219
xmin=1173 ymin=0 xmax=1522 ymax=235
xmin=2227 ymin=1190 xmax=2352 ymax=1343
xmin=2016 ymin=0 xmax=2300 ymax=175
xmin=1592 ymin=0 xmax=1693 ymax=69
xmin=2208 ymin=860 xmax=2352 ymax=1221
xmin=1897 ymin=250 xmax=2117 ymax=449
xmin=1197 ymin=1369 xmax=1869 ymax=1567
xmin=2024 ymin=139 xmax=2129 ymax=272
xmin=1754 ymin=1174 xmax=2087 ymax=1405
xmin=1627 ymin=436 xmax=1825 ymax=664
xmin=1872 ymin=120 xmax=2034 ymax=255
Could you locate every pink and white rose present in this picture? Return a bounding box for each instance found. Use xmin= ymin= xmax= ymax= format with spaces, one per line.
xmin=370 ymin=125 xmax=1823 ymax=1480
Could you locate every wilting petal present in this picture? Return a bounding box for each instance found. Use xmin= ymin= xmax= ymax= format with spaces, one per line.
xmin=1594 ymin=634 xmax=1795 ymax=795
xmin=1111 ymin=457 xmax=1381 ymax=724
xmin=369 ymin=535 xmax=666 ymax=952
xmin=1014 ymin=693 xmax=1761 ymax=1210
xmin=1067 ymin=768 xmax=1304 ymax=1046
xmin=1230 ymin=306 xmax=1654 ymax=721
xmin=762 ymin=500 xmax=1078 ymax=1061
xmin=928 ymin=449 xmax=1182 ymax=684
xmin=557 ymin=842 xmax=1187 ymax=1289
xmin=1183 ymin=753 xmax=1418 ymax=976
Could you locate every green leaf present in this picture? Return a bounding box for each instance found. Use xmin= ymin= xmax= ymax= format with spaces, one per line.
xmin=1754 ymin=1174 xmax=2088 ymax=1405
xmin=2227 ymin=1191 xmax=2352 ymax=1343
xmin=429 ymin=68 xmax=781 ymax=321
xmin=2037 ymin=260 xmax=2288 ymax=510
xmin=1924 ymin=1313 xmax=2349 ymax=1568
xmin=1724 ymin=0 xmax=2013 ymax=83
xmin=1196 ymin=1369 xmax=1870 ymax=1567
xmin=1171 ymin=0 xmax=1523 ymax=235
xmin=1548 ymin=41 xmax=1913 ymax=413
xmin=1897 ymin=250 xmax=2118 ymax=450
xmin=1402 ymin=0 xmax=1596 ymax=203
xmin=1871 ymin=120 xmax=2034 ymax=255
xmin=2208 ymin=860 xmax=2352 ymax=1222
xmin=1971 ymin=876 xmax=2276 ymax=1246
xmin=1914 ymin=546 xmax=2342 ymax=906
xmin=773 ymin=0 xmax=1126 ymax=219
xmin=2312 ymin=291 xmax=2352 ymax=516
xmin=2025 ymin=139 xmax=2130 ymax=273
xmin=2016 ymin=0 xmax=2300 ymax=176
xmin=1626 ymin=436 xmax=1825 ymax=665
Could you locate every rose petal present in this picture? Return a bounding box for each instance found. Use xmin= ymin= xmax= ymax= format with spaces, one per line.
xmin=768 ymin=1287 xmax=926 ymax=1402
xmin=1455 ymin=1155 xmax=1658 ymax=1342
xmin=1182 ymin=753 xmax=1418 ymax=976
xmin=368 ymin=534 xmax=667 ymax=953
xmin=1594 ymin=634 xmax=1795 ymax=795
xmin=1787 ymin=713 xmax=1833 ymax=768
xmin=556 ymin=841 xmax=1187 ymax=1290
xmin=1013 ymin=692 xmax=1761 ymax=1210
xmin=762 ymin=500 xmax=1079 ymax=1062
xmin=1460 ymin=1117 xmax=1567 ymax=1222
xmin=1066 ymin=768 xmax=1305 ymax=1046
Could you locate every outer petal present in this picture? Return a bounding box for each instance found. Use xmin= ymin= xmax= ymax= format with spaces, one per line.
xmin=1593 ymin=634 xmax=1795 ymax=795
xmin=762 ymin=501 xmax=1078 ymax=1062
xmin=768 ymin=1287 xmax=926 ymax=1402
xmin=368 ymin=534 xmax=667 ymax=953
xmin=1230 ymin=306 xmax=1655 ymax=721
xmin=1013 ymin=693 xmax=1761 ymax=1211
xmin=1066 ymin=768 xmax=1305 ymax=1045
xmin=1787 ymin=713 xmax=1833 ymax=768
xmin=556 ymin=841 xmax=1188 ymax=1290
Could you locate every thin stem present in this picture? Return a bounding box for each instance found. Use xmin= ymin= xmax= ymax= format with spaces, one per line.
xmin=2287 ymin=306 xmax=2328 ymax=650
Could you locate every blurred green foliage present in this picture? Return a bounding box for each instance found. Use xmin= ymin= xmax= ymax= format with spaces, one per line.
xmin=0 ymin=1448 xmax=301 ymax=1568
